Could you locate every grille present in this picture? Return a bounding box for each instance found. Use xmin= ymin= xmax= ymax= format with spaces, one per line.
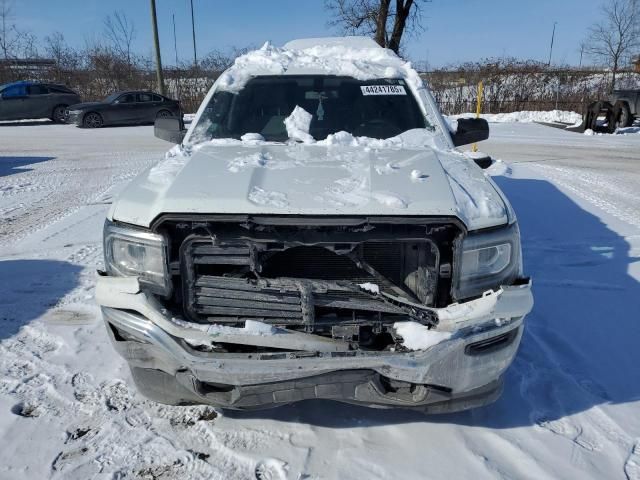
xmin=192 ymin=275 xmax=405 ymax=325
xmin=181 ymin=238 xmax=437 ymax=325
xmin=194 ymin=276 xmax=305 ymax=323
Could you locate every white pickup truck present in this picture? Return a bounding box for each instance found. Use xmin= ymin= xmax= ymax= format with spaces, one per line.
xmin=96 ymin=37 xmax=533 ymax=412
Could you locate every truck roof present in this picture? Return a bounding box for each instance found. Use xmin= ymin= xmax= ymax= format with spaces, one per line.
xmin=283 ymin=36 xmax=381 ymax=51
xmin=213 ymin=36 xmax=423 ymax=95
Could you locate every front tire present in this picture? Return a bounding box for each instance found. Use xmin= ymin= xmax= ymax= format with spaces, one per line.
xmin=156 ymin=109 xmax=173 ymax=119
xmin=614 ymin=101 xmax=633 ymax=129
xmin=51 ymin=104 xmax=68 ymax=123
xmin=83 ymin=112 xmax=103 ymax=128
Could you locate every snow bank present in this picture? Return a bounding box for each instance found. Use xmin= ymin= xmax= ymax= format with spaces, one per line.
xmin=393 ymin=322 xmax=452 ymax=350
xmin=216 ymin=40 xmax=425 ymax=95
xmin=448 ymin=110 xmax=582 ymax=126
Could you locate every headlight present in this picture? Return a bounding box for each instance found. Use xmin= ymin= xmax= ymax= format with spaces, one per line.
xmin=454 ymin=222 xmax=522 ymax=300
xmin=103 ymin=220 xmax=170 ymax=295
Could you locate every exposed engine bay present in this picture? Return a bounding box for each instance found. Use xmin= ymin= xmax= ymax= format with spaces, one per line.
xmin=153 ymin=215 xmax=464 ymax=352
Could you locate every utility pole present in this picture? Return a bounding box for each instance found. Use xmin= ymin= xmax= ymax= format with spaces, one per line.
xmin=172 ymin=13 xmax=180 ymax=100
xmin=190 ymin=0 xmax=197 ymax=67
xmin=150 ymin=0 xmax=166 ymax=95
xmin=579 ymin=44 xmax=584 ymax=68
xmin=172 ymin=13 xmax=179 ymax=66
xmin=547 ymin=21 xmax=557 ymax=66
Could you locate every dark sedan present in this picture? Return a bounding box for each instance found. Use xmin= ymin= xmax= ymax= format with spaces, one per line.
xmin=0 ymin=81 xmax=80 ymax=122
xmin=67 ymin=91 xmax=181 ymax=128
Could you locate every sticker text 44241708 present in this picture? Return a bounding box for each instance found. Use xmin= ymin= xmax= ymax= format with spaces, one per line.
xmin=360 ymin=85 xmax=407 ymax=96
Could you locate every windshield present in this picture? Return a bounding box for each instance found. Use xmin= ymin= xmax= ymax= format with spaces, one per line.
xmin=190 ymin=75 xmax=431 ymax=143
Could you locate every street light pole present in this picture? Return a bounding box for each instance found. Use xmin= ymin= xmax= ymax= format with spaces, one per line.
xmin=173 ymin=13 xmax=179 ymax=66
xmin=548 ymin=21 xmax=557 ymax=66
xmin=150 ymin=0 xmax=166 ymax=95
xmin=190 ymin=0 xmax=197 ymax=67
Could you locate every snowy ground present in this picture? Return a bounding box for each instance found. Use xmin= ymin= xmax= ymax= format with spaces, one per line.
xmin=1 ymin=120 xmax=640 ymax=479
xmin=449 ymin=110 xmax=584 ymax=125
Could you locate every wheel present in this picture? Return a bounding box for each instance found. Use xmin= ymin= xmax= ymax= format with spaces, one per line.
xmin=51 ymin=104 xmax=68 ymax=123
xmin=83 ymin=112 xmax=103 ymax=128
xmin=614 ymin=101 xmax=633 ymax=129
xmin=156 ymin=109 xmax=173 ymax=119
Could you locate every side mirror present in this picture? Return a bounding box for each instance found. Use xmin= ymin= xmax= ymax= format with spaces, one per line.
xmin=451 ymin=118 xmax=489 ymax=147
xmin=154 ymin=117 xmax=186 ymax=144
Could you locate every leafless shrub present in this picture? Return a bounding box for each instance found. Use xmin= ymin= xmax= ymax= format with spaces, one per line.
xmin=425 ymin=58 xmax=640 ymax=115
xmin=583 ymin=0 xmax=640 ymax=91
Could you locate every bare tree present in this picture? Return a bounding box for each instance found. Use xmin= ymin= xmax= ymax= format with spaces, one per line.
xmin=103 ymin=10 xmax=136 ymax=67
xmin=44 ymin=32 xmax=81 ymax=82
xmin=325 ymin=0 xmax=429 ymax=54
xmin=0 ymin=0 xmax=20 ymax=59
xmin=584 ymin=0 xmax=640 ymax=91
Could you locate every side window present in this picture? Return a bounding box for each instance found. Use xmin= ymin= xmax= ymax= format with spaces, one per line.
xmin=152 ymin=94 xmax=163 ymax=102
xmin=28 ymin=85 xmax=49 ymax=95
xmin=138 ymin=93 xmax=153 ymax=102
xmin=116 ymin=94 xmax=136 ymax=104
xmin=1 ymin=84 xmax=28 ymax=97
xmin=49 ymin=86 xmax=75 ymax=94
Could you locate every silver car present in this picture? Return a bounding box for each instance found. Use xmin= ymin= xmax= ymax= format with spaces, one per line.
xmin=0 ymin=81 xmax=80 ymax=123
xmin=96 ymin=37 xmax=533 ymax=412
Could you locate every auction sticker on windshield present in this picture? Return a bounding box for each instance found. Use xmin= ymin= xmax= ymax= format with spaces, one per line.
xmin=360 ymin=85 xmax=406 ymax=95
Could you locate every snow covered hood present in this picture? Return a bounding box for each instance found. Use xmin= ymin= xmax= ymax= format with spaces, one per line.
xmin=110 ymin=142 xmax=508 ymax=230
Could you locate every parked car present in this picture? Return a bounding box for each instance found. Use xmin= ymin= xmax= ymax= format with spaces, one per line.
xmin=67 ymin=91 xmax=181 ymax=128
xmin=0 ymin=81 xmax=80 ymax=123
xmin=96 ymin=37 xmax=533 ymax=412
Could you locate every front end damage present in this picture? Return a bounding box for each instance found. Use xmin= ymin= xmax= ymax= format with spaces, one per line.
xmin=97 ymin=216 xmax=533 ymax=411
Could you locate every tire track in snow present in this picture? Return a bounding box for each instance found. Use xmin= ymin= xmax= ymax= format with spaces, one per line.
xmin=528 ymin=163 xmax=640 ymax=229
xmin=513 ymin=322 xmax=638 ymax=476
xmin=0 ymin=154 xmax=154 ymax=247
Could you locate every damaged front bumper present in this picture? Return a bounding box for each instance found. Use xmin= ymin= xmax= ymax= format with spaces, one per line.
xmin=96 ymin=275 xmax=533 ymax=411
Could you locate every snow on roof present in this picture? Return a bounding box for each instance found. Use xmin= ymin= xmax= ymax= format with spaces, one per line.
xmin=283 ymin=36 xmax=381 ymax=50
xmin=215 ymin=37 xmax=425 ymax=94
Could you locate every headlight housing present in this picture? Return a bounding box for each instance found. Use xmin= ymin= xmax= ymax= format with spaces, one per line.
xmin=103 ymin=220 xmax=170 ymax=295
xmin=454 ymin=222 xmax=522 ymax=300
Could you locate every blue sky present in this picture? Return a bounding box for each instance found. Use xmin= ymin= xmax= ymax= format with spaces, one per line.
xmin=13 ymin=0 xmax=603 ymax=68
